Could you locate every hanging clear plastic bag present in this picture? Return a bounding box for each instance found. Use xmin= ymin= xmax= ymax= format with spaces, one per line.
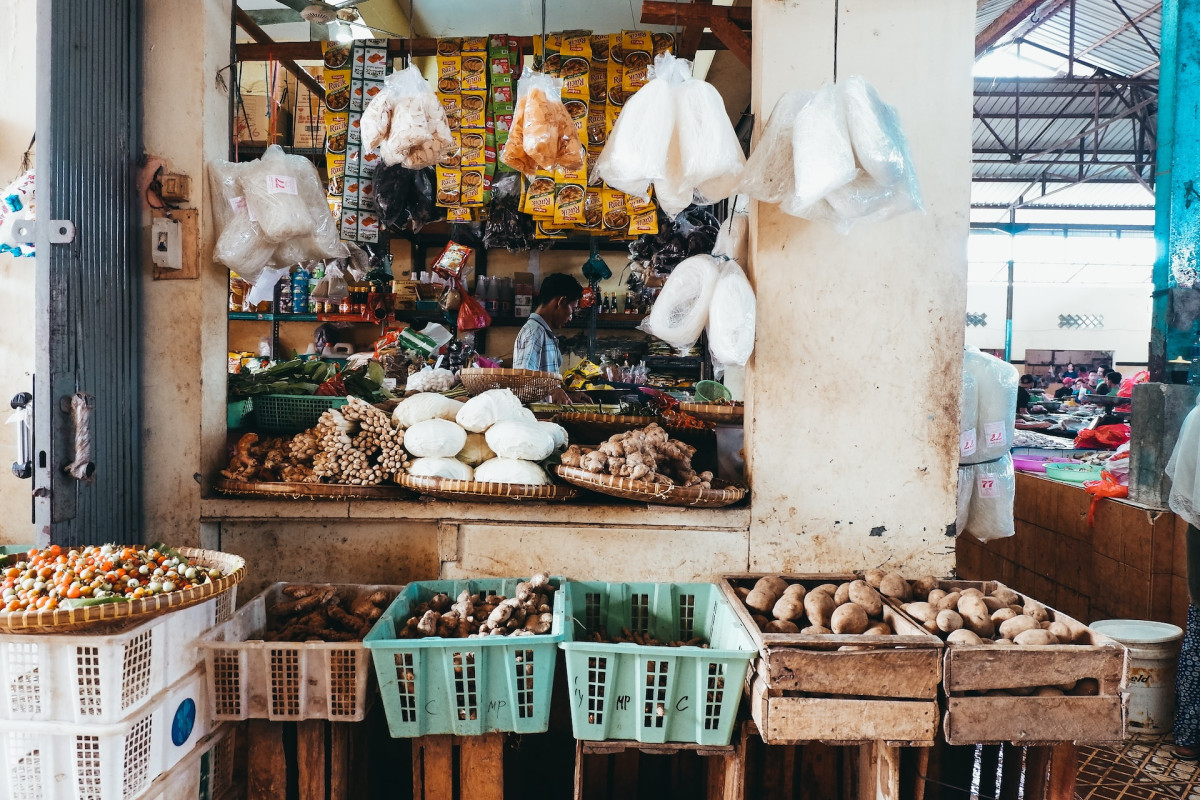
xmin=965 ymin=454 xmax=1016 ymax=542
xmin=676 ymin=76 xmax=746 ymax=204
xmin=711 ymin=208 xmax=748 ymax=264
xmin=706 ymin=259 xmax=756 ymax=374
xmin=594 ymin=53 xmax=690 ymax=200
xmin=500 ymin=67 xmax=585 ymax=177
xmin=362 ymin=64 xmax=455 ymax=169
xmin=738 ymin=90 xmax=813 ymax=203
xmin=639 ymin=253 xmax=720 ymax=353
xmin=791 ymin=82 xmax=858 ymax=211
xmin=959 ymin=353 xmax=979 ymax=462
xmin=1168 ymin=396 xmax=1200 ymax=528
xmin=955 ymin=465 xmax=973 ymax=536
xmin=208 ymin=159 xmax=275 ymax=282
xmin=240 ymin=145 xmax=346 ymax=256
xmin=963 ymin=346 xmax=1018 ymax=465
xmin=840 ymin=75 xmax=922 ymax=216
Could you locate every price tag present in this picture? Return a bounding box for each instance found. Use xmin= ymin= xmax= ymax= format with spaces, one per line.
xmin=265 ymin=174 xmax=298 ymax=195
xmin=382 ymin=378 xmax=397 ymax=391
xmin=978 ymin=475 xmax=1000 ymax=498
xmin=229 ymin=196 xmax=246 ymax=213
xmin=959 ymin=429 xmax=977 ymax=458
xmin=983 ymin=421 xmax=1008 ymax=448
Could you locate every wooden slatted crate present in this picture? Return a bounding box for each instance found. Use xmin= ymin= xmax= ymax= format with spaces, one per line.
xmin=719 ymin=574 xmax=943 ymax=747
xmin=934 ymin=580 xmax=1129 ymax=745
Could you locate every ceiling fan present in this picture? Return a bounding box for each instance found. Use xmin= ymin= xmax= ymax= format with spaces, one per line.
xmin=243 ymin=1 xmax=368 ymax=28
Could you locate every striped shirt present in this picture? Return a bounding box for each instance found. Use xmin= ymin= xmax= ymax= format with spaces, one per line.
xmin=512 ymin=313 xmax=562 ymax=374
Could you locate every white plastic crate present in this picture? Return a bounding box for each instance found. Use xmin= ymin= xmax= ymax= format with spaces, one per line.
xmin=199 ymin=582 xmax=403 ymax=722
xmin=130 ymin=725 xmax=235 ymax=800
xmin=0 ymin=587 xmax=236 ymax=725
xmin=2 ymin=667 xmax=213 ymax=800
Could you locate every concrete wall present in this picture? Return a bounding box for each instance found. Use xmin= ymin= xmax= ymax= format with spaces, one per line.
xmin=744 ymin=0 xmax=972 ymax=576
xmin=0 ymin=0 xmax=36 ymax=543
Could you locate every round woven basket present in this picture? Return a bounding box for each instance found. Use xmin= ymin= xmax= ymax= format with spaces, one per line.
xmin=397 ymin=472 xmax=579 ymax=502
xmin=553 ymin=412 xmax=658 ymax=442
xmin=0 ymin=547 xmax=246 ymax=634
xmin=554 ymin=465 xmax=747 ymax=508
xmin=678 ymin=402 xmax=744 ymax=425
xmin=214 ymin=477 xmax=414 ymax=500
xmin=458 ymin=368 xmax=563 ymax=403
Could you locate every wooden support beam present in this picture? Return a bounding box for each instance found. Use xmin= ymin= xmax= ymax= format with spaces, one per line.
xmin=709 ymin=15 xmax=751 ymax=69
xmin=976 ymin=0 xmax=1044 ymax=56
xmin=238 ymin=34 xmax=729 ymax=63
xmin=640 ymin=2 xmax=751 ymax=26
xmin=677 ymin=0 xmax=713 ymax=60
xmin=235 ymin=8 xmax=326 ymax=101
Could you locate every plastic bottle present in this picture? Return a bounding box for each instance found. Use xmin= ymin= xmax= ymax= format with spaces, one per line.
xmin=292 ymin=264 xmax=310 ymax=314
xmin=278 ymin=278 xmax=292 ymax=315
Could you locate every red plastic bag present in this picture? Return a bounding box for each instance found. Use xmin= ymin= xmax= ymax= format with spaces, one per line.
xmin=1083 ymin=471 xmax=1128 ymax=526
xmin=1117 ymin=370 xmax=1149 ymax=398
xmin=457 ymin=286 xmax=491 ymax=331
xmin=1074 ymin=423 xmax=1130 ymax=450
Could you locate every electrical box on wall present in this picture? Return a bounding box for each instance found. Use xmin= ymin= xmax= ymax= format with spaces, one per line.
xmin=150 ymin=208 xmax=199 ymax=280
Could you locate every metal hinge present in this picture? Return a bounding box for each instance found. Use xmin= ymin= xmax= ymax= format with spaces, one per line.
xmin=9 ymin=218 xmax=75 ymax=244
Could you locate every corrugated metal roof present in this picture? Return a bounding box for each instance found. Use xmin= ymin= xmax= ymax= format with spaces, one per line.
xmin=973 ymin=1 xmax=1160 ymax=212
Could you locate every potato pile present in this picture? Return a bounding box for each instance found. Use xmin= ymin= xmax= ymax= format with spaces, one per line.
xmin=396 ymin=573 xmax=555 ymax=639
xmin=265 ymin=584 xmax=394 ymax=642
xmin=736 ymin=576 xmax=894 ymax=636
xmin=894 ymin=576 xmax=1090 ymax=647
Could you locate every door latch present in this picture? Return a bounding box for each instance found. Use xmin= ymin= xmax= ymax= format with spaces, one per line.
xmin=9 ymin=392 xmax=32 ymax=479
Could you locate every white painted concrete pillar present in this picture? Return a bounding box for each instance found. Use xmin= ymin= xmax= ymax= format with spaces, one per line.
xmin=745 ymin=0 xmax=973 ymax=575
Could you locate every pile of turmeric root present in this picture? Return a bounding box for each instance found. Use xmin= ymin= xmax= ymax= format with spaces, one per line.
xmin=220 ymin=397 xmax=409 ymax=486
xmin=264 ymin=584 xmax=396 ymax=642
xmin=560 ymin=423 xmax=714 ymax=488
xmin=396 ymin=573 xmax=556 ymax=639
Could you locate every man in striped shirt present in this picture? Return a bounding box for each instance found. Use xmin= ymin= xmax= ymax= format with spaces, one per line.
xmin=512 ymin=273 xmax=584 ymax=375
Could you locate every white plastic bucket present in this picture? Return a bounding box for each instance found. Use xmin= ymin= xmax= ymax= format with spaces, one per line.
xmin=1091 ymin=619 xmax=1184 ymax=733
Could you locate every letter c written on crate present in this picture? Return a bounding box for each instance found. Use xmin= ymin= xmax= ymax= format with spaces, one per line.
xmin=675 ymin=696 xmax=689 ymax=712
xmin=426 ymin=701 xmax=437 ymax=715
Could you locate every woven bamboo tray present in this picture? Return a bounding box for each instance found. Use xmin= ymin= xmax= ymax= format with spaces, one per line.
xmin=397 ymin=472 xmax=579 ymax=502
xmin=458 ymin=368 xmax=563 ymax=403
xmin=553 ymin=412 xmax=658 ymax=441
xmin=554 ymin=465 xmax=747 ymax=508
xmin=678 ymin=402 xmax=744 ymax=424
xmin=0 ymin=547 xmax=246 ymax=634
xmin=213 ymin=477 xmax=415 ymax=500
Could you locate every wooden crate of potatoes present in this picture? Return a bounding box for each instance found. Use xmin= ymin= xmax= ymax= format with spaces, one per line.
xmin=720 ymin=573 xmax=943 ymax=747
xmin=890 ymin=578 xmax=1128 ymax=745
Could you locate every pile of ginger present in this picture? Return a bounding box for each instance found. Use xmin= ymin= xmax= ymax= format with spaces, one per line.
xmin=560 ymin=423 xmax=713 ymax=488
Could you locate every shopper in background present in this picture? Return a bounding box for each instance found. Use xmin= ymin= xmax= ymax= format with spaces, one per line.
xmin=1054 ymin=377 xmax=1076 ymax=400
xmin=1095 ymin=371 xmax=1123 ymax=396
xmin=1062 ymin=362 xmax=1079 ymax=380
xmin=1016 ymin=374 xmax=1035 ymax=414
xmin=512 ymin=273 xmax=583 ymax=375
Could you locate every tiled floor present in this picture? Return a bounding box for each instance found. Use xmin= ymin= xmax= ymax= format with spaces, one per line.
xmin=1079 ymin=735 xmax=1200 ymax=799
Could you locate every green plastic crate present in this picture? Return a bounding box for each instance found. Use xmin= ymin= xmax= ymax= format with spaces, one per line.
xmin=251 ymin=394 xmax=348 ymax=433
xmin=364 ymin=577 xmax=567 ymax=737
xmin=559 ymin=582 xmax=756 ymax=746
xmin=226 ymin=399 xmax=254 ymax=430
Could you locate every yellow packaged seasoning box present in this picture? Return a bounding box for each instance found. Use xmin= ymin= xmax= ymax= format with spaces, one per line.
xmin=324 ymin=69 xmax=352 ymax=114
xmin=540 ymin=32 xmax=563 ymax=75
xmin=326 ymin=154 xmax=346 ymax=197
xmin=560 ymin=32 xmax=591 ymax=101
xmin=601 ymin=188 xmax=630 ymax=234
xmin=552 ymin=165 xmax=586 ymax=226
xmin=523 ymin=171 xmax=557 ymax=218
xmin=461 ymin=51 xmax=487 ymax=92
xmin=437 ymin=93 xmax=461 ymax=133
xmin=535 ymin=221 xmax=569 ymax=240
xmin=652 ymin=32 xmax=675 ymax=57
xmin=435 ymin=166 xmax=461 ymax=207
xmin=460 ymin=91 xmax=487 ymax=129
xmin=460 ymin=167 xmax=485 ymax=207
xmin=627 ymin=192 xmax=658 ymax=236
xmin=621 ymin=30 xmax=653 ymax=92
xmin=460 ymin=130 xmax=485 ymax=167
xmin=587 ymin=104 xmax=607 ymax=147
xmin=439 ymin=130 xmax=462 ymax=168
xmin=579 ymin=187 xmax=604 ymax=230
xmin=447 ymin=207 xmax=476 ymax=222
xmin=436 ymin=54 xmax=461 ymax=95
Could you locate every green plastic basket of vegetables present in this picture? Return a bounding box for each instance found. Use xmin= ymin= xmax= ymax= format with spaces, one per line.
xmin=228 ymin=359 xmax=392 ymax=432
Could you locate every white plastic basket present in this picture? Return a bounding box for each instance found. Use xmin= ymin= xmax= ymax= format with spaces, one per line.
xmin=2 ymin=667 xmax=213 ymax=800
xmin=130 ymin=725 xmax=235 ymax=800
xmin=199 ymin=582 xmax=403 ymax=722
xmin=0 ymin=587 xmax=235 ymax=725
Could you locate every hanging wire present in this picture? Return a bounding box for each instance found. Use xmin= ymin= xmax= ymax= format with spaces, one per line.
xmin=541 ymin=0 xmax=548 ymax=61
xmin=832 ymin=0 xmax=840 ymax=82
xmin=628 ymin=0 xmax=636 ymax=28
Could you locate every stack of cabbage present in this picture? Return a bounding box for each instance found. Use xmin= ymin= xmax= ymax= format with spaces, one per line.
xmin=392 ymin=389 xmax=567 ymax=485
